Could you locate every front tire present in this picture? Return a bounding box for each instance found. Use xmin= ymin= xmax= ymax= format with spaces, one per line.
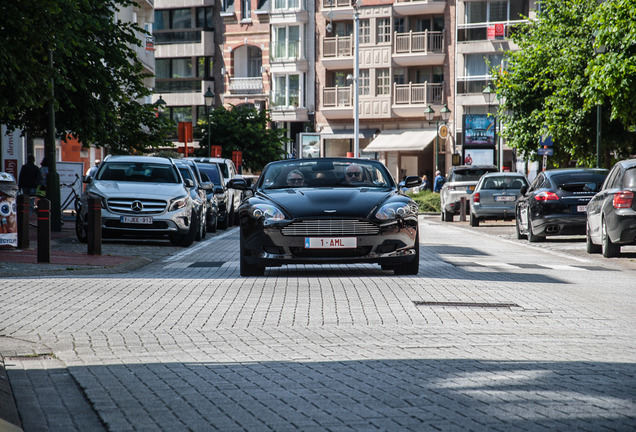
xmin=394 ymin=232 xmax=419 ymax=275
xmin=602 ymin=218 xmax=620 ymax=258
xmin=170 ymin=212 xmax=197 ymax=247
xmin=75 ymin=214 xmax=88 ymax=243
xmin=444 ymin=209 xmax=454 ymax=222
xmin=240 ymin=230 xmax=265 ymax=277
xmin=586 ymin=221 xmax=601 ymax=254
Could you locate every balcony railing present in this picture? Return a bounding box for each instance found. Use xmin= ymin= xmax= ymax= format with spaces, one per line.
xmin=229 ymin=77 xmax=264 ymax=95
xmin=322 ymin=0 xmax=354 ymax=7
xmin=457 ymin=20 xmax=527 ymax=43
xmin=323 ymin=35 xmax=353 ymax=58
xmin=154 ymin=29 xmax=204 ymax=45
xmin=393 ymin=82 xmax=442 ymax=105
xmin=394 ymin=30 xmax=444 ymax=54
xmin=323 ymin=85 xmax=352 ymax=107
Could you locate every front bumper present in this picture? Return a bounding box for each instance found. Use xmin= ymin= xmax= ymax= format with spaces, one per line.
xmin=97 ymin=207 xmax=193 ymax=238
xmin=242 ymin=218 xmax=419 ymax=267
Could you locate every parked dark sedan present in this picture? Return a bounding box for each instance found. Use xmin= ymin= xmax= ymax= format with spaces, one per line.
xmin=516 ymin=168 xmax=608 ymax=242
xmin=228 ymin=158 xmax=421 ymax=276
xmin=586 ymin=158 xmax=636 ymax=257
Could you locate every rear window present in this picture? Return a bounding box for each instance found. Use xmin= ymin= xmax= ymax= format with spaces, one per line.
xmin=551 ymin=172 xmax=607 ymax=193
xmin=454 ymin=168 xmax=497 ymax=182
xmin=481 ymin=176 xmax=527 ymax=190
xmin=97 ymin=162 xmax=180 ymax=183
xmin=196 ymin=163 xmax=222 ymax=185
xmin=624 ymin=167 xmax=636 ymax=188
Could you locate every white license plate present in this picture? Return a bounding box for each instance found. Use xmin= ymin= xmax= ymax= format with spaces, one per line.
xmin=304 ymin=237 xmax=357 ymax=249
xmin=495 ymin=195 xmax=516 ymax=202
xmin=121 ymin=216 xmax=153 ymax=224
xmin=577 ymin=205 xmax=587 ymax=212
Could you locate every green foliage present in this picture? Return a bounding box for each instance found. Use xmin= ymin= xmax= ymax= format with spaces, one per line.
xmin=154 ymin=150 xmax=182 ymax=160
xmin=407 ymin=190 xmax=441 ymax=213
xmin=197 ymin=105 xmax=289 ymax=172
xmin=493 ymin=0 xmax=635 ymax=168
xmin=0 ymin=0 xmax=172 ymax=153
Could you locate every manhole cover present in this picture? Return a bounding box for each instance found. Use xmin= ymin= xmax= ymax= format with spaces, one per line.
xmin=189 ymin=262 xmax=224 ymax=268
xmin=413 ymin=301 xmax=520 ymax=308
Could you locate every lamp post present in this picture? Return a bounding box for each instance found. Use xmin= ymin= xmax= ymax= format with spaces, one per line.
xmin=353 ymin=0 xmax=360 ymax=158
xmin=593 ymin=37 xmax=605 ymax=168
xmin=424 ymin=104 xmax=451 ymax=172
xmin=482 ymin=84 xmax=498 ymax=169
xmin=204 ymin=86 xmax=215 ymax=157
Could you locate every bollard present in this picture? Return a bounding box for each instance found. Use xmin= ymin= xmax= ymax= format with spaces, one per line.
xmin=17 ymin=194 xmax=29 ymax=249
xmin=87 ymin=197 xmax=101 ymax=255
xmin=37 ymin=198 xmax=51 ymax=263
xmin=459 ymin=197 xmax=467 ymax=222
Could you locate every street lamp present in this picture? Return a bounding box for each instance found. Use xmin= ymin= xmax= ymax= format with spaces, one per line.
xmin=204 ymin=86 xmax=215 ymax=157
xmin=593 ymin=33 xmax=605 ymax=168
xmin=424 ymin=104 xmax=451 ymax=172
xmin=352 ymin=0 xmax=361 ymax=158
xmin=156 ymin=95 xmax=167 ymax=114
xmin=482 ymin=84 xmax=499 ymax=169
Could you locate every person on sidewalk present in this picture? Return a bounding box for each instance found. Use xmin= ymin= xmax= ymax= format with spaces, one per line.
xmin=18 ymin=154 xmax=41 ymax=196
xmin=433 ymin=170 xmax=445 ymax=193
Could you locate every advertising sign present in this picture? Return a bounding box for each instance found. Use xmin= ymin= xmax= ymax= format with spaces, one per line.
xmin=300 ymin=133 xmax=320 ymax=159
xmin=464 ymin=114 xmax=496 ymax=147
xmin=463 ymin=148 xmax=494 ymax=166
xmin=1 ymin=126 xmax=24 ymax=180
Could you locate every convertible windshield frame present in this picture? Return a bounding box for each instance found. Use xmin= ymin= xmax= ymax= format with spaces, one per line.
xmin=258 ymin=159 xmax=396 ymax=190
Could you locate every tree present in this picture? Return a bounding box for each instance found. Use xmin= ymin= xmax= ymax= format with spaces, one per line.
xmin=493 ymin=0 xmax=635 ymax=168
xmin=197 ymin=105 xmax=289 ymax=172
xmin=0 ymin=0 xmax=172 ymax=153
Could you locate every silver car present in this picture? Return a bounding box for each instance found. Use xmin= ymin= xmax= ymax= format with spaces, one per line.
xmin=440 ymin=165 xmax=498 ymax=222
xmin=469 ymin=172 xmax=528 ymax=227
xmin=75 ymin=155 xmax=197 ymax=246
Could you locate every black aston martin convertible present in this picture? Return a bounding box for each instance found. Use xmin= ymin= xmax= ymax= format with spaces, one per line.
xmin=228 ymin=158 xmax=422 ymax=276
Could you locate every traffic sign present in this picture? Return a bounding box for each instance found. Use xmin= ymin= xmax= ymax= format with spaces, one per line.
xmin=538 ymin=147 xmax=553 ymax=156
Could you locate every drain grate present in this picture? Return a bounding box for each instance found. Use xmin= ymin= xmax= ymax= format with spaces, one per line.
xmin=413 ymin=301 xmax=520 ymax=308
xmin=189 ymin=261 xmax=225 ymax=268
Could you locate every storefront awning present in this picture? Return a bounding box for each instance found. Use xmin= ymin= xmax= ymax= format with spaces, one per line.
xmin=363 ymin=129 xmax=437 ymax=152
xmin=322 ymin=129 xmax=376 ymax=139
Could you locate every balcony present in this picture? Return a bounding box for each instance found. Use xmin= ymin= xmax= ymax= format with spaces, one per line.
xmin=393 ymin=30 xmax=445 ymax=66
xmin=322 ymin=35 xmax=354 ymax=69
xmin=394 ymin=82 xmax=442 ymax=105
xmin=393 ymin=0 xmax=446 ymax=16
xmin=457 ymin=20 xmax=527 ymax=44
xmin=229 ymin=77 xmax=264 ymax=95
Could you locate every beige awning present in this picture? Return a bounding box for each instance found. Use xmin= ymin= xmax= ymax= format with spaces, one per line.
xmin=363 ymin=129 xmax=437 ymax=152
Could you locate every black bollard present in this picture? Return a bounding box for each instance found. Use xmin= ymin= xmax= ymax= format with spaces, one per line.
xmin=37 ymin=198 xmax=51 ymax=263
xmin=17 ymin=194 xmax=29 ymax=249
xmin=87 ymin=197 xmax=101 ymax=255
xmin=459 ymin=197 xmax=467 ymax=222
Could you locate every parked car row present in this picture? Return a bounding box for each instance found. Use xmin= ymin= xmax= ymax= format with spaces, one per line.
xmin=75 ymin=155 xmax=242 ymax=247
xmin=445 ymin=159 xmax=636 ymax=258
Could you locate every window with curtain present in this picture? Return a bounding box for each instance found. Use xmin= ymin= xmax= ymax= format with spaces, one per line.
xmin=273 ymin=74 xmax=300 ymax=107
xmin=273 ymin=26 xmax=300 ymax=59
xmin=466 ymin=1 xmax=510 ymax=24
xmin=377 ymin=18 xmax=391 ymax=43
xmin=465 ymin=53 xmax=505 ymax=76
xmin=274 ymin=0 xmax=299 ymax=11
xmin=172 ymin=58 xmax=193 ymax=78
xmin=241 ymin=0 xmax=251 ymax=20
xmin=172 ymin=9 xmax=192 ymax=29
xmin=248 ymin=46 xmax=262 ymax=77
xmin=376 ymin=69 xmax=390 ymax=95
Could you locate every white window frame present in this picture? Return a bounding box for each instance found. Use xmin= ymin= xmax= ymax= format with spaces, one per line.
xmin=272 ymin=73 xmax=303 ymax=108
xmin=272 ymin=25 xmax=302 ymax=60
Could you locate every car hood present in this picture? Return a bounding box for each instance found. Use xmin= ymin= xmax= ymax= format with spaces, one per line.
xmin=259 ymin=187 xmax=395 ymax=218
xmin=90 ymin=181 xmax=187 ymax=200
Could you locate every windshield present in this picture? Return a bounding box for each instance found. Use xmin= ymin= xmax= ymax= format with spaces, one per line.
xmin=258 ymin=159 xmax=395 ymax=189
xmin=96 ymin=162 xmax=180 ymax=183
xmin=196 ymin=163 xmax=222 ymax=186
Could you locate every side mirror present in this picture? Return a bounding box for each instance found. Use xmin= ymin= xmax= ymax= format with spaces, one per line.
xmin=213 ymin=185 xmax=225 ymax=195
xmin=199 ymin=181 xmax=214 ymax=192
xmin=83 ymin=176 xmax=92 ymax=184
xmin=184 ymin=179 xmax=194 ymax=188
xmin=520 ymin=185 xmax=528 ymax=196
xmin=227 ymin=178 xmax=249 ymax=190
xmin=403 ymin=175 xmax=422 ymax=188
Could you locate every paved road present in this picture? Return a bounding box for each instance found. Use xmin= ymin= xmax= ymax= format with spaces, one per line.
xmin=1 ymin=216 xmax=635 ymax=431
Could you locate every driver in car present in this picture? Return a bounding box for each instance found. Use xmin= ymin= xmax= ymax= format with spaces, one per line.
xmin=286 ymin=170 xmax=305 ymax=187
xmin=345 ymin=164 xmax=364 ymax=183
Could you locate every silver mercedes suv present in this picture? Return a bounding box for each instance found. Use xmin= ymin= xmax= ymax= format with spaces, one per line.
xmin=75 ymin=155 xmax=197 ymax=246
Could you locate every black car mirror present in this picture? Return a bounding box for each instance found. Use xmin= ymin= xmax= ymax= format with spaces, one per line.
xmin=227 ymin=178 xmax=249 ymax=190
xmin=83 ymin=175 xmax=92 ymax=184
xmin=519 ymin=185 xmax=528 ymax=195
xmin=403 ymin=175 xmax=422 ymax=188
xmin=213 ymin=185 xmax=225 ymax=195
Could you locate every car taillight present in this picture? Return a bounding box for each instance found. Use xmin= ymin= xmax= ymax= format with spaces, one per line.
xmin=535 ymin=191 xmax=559 ymax=202
xmin=613 ymin=191 xmax=634 ymax=209
xmin=473 ymin=192 xmax=480 ymax=203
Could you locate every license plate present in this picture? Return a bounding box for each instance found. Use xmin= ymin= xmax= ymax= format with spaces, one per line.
xmin=121 ymin=216 xmax=153 ymax=224
xmin=495 ymin=195 xmax=516 ymax=202
xmin=304 ymin=237 xmax=357 ymax=249
xmin=576 ymin=205 xmax=587 ymax=212
xmin=467 ymin=186 xmax=475 ymax=193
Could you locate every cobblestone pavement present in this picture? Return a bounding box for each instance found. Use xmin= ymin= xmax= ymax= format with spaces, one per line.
xmin=1 ymin=217 xmax=635 ymax=431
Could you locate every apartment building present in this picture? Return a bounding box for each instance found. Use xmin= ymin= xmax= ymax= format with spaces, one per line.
xmin=314 ymin=0 xmax=454 ymax=181
xmin=152 ymin=0 xmax=216 ymax=155
xmin=455 ymin=0 xmax=537 ymax=172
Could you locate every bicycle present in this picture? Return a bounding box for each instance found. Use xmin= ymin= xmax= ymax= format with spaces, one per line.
xmin=61 ymin=173 xmax=82 ymax=214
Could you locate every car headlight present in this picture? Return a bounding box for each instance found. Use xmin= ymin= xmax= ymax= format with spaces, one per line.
xmin=375 ymin=202 xmax=417 ymax=220
xmin=169 ymin=196 xmax=189 ymax=211
xmin=86 ymin=192 xmax=106 ymax=208
xmin=250 ymin=204 xmax=284 ymax=221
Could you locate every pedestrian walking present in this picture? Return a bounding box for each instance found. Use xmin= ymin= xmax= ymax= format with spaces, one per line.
xmin=433 ymin=170 xmax=444 ymax=193
xmin=37 ymin=157 xmax=49 ymax=197
xmin=18 ymin=154 xmax=41 ymax=196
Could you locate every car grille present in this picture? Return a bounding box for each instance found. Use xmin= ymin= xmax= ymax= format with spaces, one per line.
xmin=106 ymin=198 xmax=167 ymax=215
xmin=104 ymin=220 xmax=170 ymax=230
xmin=281 ymin=219 xmax=379 ymax=236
